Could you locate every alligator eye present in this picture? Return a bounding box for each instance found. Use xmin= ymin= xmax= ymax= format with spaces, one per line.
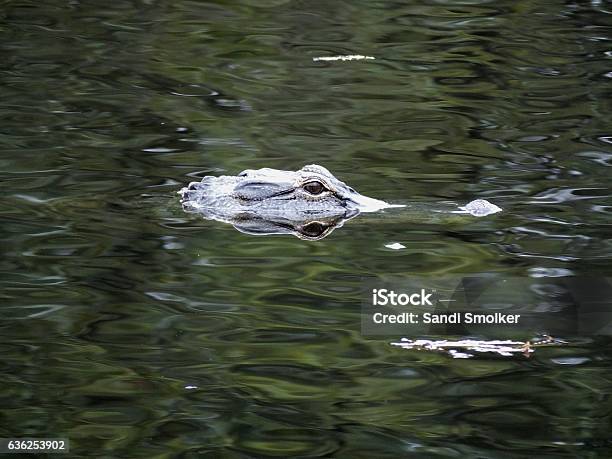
xmin=303 ymin=181 xmax=326 ymax=195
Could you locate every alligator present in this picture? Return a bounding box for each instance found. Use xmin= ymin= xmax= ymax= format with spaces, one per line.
xmin=178 ymin=164 xmax=502 ymax=240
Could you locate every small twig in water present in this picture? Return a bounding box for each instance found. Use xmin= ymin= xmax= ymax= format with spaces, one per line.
xmin=390 ymin=335 xmax=567 ymax=358
xmin=312 ymin=55 xmax=376 ymax=62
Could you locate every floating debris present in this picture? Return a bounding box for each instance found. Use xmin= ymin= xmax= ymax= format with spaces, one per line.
xmin=390 ymin=335 xmax=566 ymax=358
xmin=385 ymin=242 xmax=406 ymax=250
xmin=456 ymin=199 xmax=502 ymax=217
xmin=313 ymin=55 xmax=376 ymax=62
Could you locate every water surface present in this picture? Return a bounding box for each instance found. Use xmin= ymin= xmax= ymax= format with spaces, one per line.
xmin=1 ymin=0 xmax=611 ymax=457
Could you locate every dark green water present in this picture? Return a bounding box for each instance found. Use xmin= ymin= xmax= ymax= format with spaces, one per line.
xmin=1 ymin=0 xmax=612 ymax=457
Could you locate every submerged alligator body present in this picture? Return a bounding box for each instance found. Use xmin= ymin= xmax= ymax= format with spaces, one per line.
xmin=179 ymin=165 xmax=501 ymax=240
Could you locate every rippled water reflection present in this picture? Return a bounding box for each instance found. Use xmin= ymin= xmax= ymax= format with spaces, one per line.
xmin=1 ymin=0 xmax=611 ymax=457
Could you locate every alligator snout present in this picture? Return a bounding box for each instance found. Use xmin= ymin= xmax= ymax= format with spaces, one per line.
xmin=181 ymin=181 xmax=206 ymax=198
xmin=179 ymin=179 xmax=210 ymax=201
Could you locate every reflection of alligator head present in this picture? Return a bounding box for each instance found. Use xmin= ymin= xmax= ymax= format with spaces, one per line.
xmin=178 ymin=164 xmax=393 ymax=240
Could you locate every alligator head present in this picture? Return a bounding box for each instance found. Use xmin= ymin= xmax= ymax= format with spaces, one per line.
xmin=178 ymin=164 xmax=393 ymax=240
